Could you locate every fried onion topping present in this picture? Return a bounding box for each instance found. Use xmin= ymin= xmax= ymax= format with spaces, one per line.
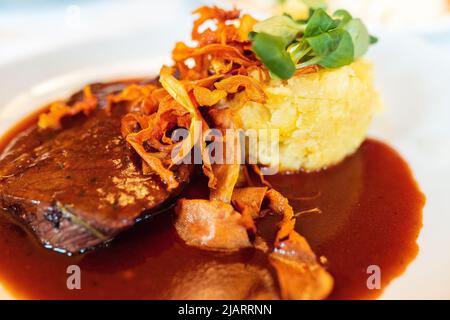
xmin=38 ymin=86 xmax=97 ymax=130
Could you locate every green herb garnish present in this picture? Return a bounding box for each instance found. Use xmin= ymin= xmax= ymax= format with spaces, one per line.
xmin=250 ymin=5 xmax=377 ymax=80
xmin=252 ymin=33 xmax=296 ymax=80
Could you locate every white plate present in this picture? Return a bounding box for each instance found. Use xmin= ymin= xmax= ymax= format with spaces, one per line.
xmin=0 ymin=32 xmax=450 ymax=299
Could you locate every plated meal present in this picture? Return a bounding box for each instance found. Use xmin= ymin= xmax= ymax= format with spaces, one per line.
xmin=0 ymin=3 xmax=424 ymax=300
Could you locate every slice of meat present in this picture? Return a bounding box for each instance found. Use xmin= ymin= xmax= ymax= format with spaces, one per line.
xmin=0 ymin=81 xmax=191 ymax=254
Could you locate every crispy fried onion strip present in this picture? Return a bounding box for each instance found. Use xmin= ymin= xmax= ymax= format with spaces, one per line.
xmin=191 ymin=6 xmax=257 ymax=45
xmin=231 ymin=187 xmax=268 ymax=233
xmin=173 ymin=43 xmax=257 ymax=69
xmin=38 ymin=86 xmax=98 ymax=130
xmin=172 ymin=6 xmax=261 ymax=84
xmin=208 ymin=163 xmax=240 ymax=202
xmin=269 ymin=232 xmax=334 ymax=300
xmin=205 ymin=109 xmax=243 ymax=202
xmin=192 ymin=86 xmax=227 ymax=107
xmin=175 ymin=199 xmax=252 ymax=250
xmin=106 ymin=83 xmax=160 ymax=114
xmin=159 ymin=67 xmax=215 ymax=182
xmin=175 ymin=186 xmax=333 ymax=299
xmin=214 ymin=75 xmax=266 ymax=104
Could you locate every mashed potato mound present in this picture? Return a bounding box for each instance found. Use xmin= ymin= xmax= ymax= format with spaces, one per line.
xmin=230 ymin=60 xmax=382 ymax=172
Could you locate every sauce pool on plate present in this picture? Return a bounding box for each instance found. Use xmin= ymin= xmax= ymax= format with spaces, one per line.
xmin=0 ymin=109 xmax=424 ymax=299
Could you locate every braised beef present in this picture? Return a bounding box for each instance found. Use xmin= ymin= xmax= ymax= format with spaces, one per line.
xmin=0 ymin=82 xmax=191 ymax=254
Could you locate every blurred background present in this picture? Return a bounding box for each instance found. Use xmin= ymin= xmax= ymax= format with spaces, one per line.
xmin=1 ymin=0 xmax=450 ymax=66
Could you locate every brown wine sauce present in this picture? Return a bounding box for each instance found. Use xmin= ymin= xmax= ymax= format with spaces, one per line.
xmin=0 ymin=109 xmax=425 ymax=300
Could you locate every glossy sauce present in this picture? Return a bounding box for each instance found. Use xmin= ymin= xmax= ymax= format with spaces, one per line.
xmin=0 ymin=111 xmax=425 ymax=300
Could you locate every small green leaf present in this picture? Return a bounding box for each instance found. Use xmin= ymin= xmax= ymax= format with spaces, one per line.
xmin=343 ymin=18 xmax=370 ymax=58
xmin=304 ymin=8 xmax=338 ymax=37
xmin=250 ymin=5 xmax=378 ymax=79
xmin=252 ymin=32 xmax=296 ymax=80
xmin=333 ymin=9 xmax=353 ymax=25
xmin=306 ymin=29 xmax=354 ymax=68
xmin=370 ymin=35 xmax=378 ymax=44
xmin=253 ymin=16 xmax=305 ymax=44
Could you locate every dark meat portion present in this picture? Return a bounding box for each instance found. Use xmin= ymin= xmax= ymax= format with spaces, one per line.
xmin=0 ymin=81 xmax=191 ymax=254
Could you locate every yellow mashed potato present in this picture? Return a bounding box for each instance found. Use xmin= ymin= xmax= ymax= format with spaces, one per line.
xmin=230 ymin=60 xmax=382 ymax=172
